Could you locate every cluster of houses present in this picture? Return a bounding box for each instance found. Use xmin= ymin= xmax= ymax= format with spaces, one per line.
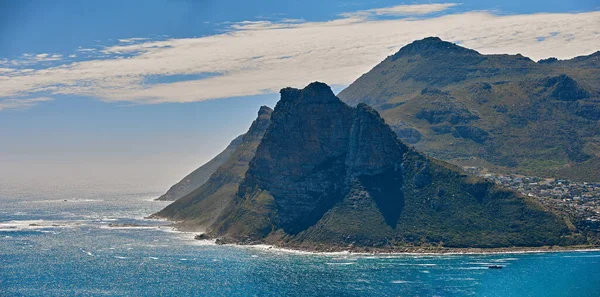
xmin=463 ymin=167 xmax=600 ymax=231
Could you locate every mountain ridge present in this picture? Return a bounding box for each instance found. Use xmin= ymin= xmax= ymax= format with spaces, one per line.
xmin=338 ymin=37 xmax=600 ymax=182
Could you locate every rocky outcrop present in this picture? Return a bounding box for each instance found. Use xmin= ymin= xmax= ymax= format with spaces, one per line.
xmin=542 ymin=74 xmax=589 ymax=101
xmin=453 ymin=125 xmax=490 ymax=143
xmin=415 ymin=92 xmax=479 ymax=125
xmin=391 ymin=125 xmax=422 ymax=144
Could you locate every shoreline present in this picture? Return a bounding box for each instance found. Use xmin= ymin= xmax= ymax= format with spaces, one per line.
xmin=146 ymin=219 xmax=600 ymax=256
xmin=229 ymin=242 xmax=600 ymax=256
xmin=189 ymin=235 xmax=600 ymax=256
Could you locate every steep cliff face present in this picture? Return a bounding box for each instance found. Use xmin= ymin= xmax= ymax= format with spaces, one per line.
xmin=239 ymin=83 xmax=356 ymax=234
xmin=153 ymin=106 xmax=272 ymax=229
xmin=347 ymin=103 xmax=407 ymax=175
xmin=208 ymin=82 xmax=574 ymax=249
xmin=156 ymin=135 xmax=243 ymax=201
xmin=338 ymin=37 xmax=600 ymax=182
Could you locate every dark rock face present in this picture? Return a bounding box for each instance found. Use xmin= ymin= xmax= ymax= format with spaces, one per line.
xmin=392 ymin=126 xmax=422 ymax=144
xmin=415 ymin=94 xmax=479 ymax=125
xmin=453 ymin=125 xmax=490 ymax=143
xmin=543 ymin=74 xmax=589 ymax=101
xmin=205 ymin=82 xmax=572 ymax=248
xmin=243 ymin=106 xmax=273 ymax=142
xmin=242 ymin=83 xmax=356 ymax=233
xmin=230 ymin=84 xmax=407 ymax=234
xmin=194 ymin=233 xmax=211 ymax=240
xmin=347 ymin=103 xmax=407 ymax=175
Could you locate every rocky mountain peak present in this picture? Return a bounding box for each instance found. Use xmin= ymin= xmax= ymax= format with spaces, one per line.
xmin=391 ymin=37 xmax=480 ymax=60
xmin=303 ymin=81 xmax=335 ymax=95
xmin=279 ymin=87 xmax=301 ymax=103
xmin=243 ymin=106 xmax=273 ymax=142
xmin=279 ymin=81 xmax=337 ymax=104
xmin=543 ymin=74 xmax=590 ymax=101
xmin=257 ymin=105 xmax=273 ymax=117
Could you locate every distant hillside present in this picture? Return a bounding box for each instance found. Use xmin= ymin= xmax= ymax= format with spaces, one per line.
xmin=156 ymin=135 xmax=244 ymax=201
xmin=338 ymin=37 xmax=600 ymax=182
xmin=155 ymin=82 xmax=585 ymax=250
xmin=154 ymin=106 xmax=272 ymax=228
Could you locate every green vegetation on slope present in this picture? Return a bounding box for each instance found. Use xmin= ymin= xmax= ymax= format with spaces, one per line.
xmin=338 ymin=37 xmax=600 ymax=182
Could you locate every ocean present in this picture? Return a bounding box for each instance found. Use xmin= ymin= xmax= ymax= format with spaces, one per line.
xmin=1 ymin=178 xmax=599 ymax=297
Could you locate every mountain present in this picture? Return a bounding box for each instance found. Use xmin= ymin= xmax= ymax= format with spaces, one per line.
xmin=154 ymin=106 xmax=272 ymax=228
xmin=156 ymin=135 xmax=244 ymax=201
xmin=156 ymin=82 xmax=584 ymax=250
xmin=338 ymin=37 xmax=600 ymax=182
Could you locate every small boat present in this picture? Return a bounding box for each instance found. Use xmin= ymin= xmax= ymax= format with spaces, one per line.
xmin=488 ymin=265 xmax=503 ymax=269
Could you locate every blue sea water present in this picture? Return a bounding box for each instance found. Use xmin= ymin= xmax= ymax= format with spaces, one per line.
xmin=1 ymin=178 xmax=599 ymax=297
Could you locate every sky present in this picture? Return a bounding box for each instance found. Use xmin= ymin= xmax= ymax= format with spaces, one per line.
xmin=1 ymin=0 xmax=599 ymax=190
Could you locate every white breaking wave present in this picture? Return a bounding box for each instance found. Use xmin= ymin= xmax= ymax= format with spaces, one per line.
xmin=391 ymin=280 xmax=415 ymax=284
xmin=0 ymin=220 xmax=84 ymax=231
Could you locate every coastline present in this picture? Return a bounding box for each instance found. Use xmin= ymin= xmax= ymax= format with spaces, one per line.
xmin=145 ymin=218 xmax=600 ymax=256
xmin=192 ymin=235 xmax=600 ymax=256
xmin=228 ymin=242 xmax=600 ymax=256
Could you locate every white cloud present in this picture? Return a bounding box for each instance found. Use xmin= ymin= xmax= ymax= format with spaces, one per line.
xmin=7 ymin=53 xmax=65 ymax=67
xmin=0 ymin=97 xmax=54 ymax=111
xmin=118 ymin=37 xmax=150 ymax=43
xmin=76 ymin=48 xmax=96 ymax=52
xmin=31 ymin=53 xmax=62 ymax=62
xmin=341 ymin=3 xmax=460 ymax=18
xmin=0 ymin=7 xmax=599 ymax=107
